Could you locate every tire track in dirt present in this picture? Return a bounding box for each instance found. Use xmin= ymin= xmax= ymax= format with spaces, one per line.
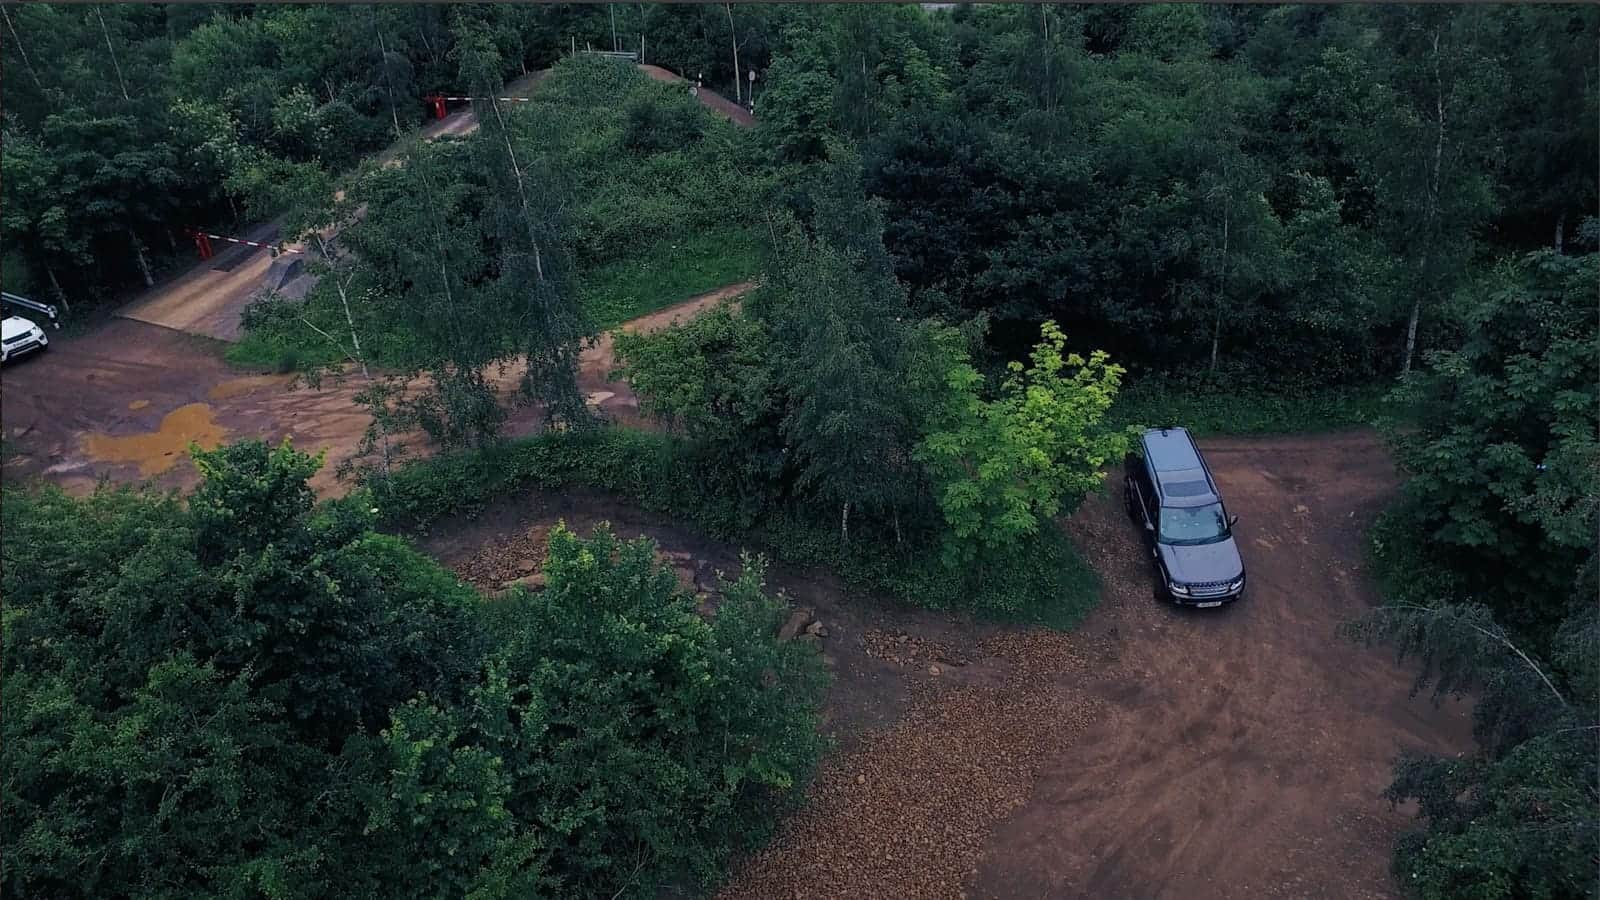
xmin=718 ymin=431 xmax=1472 ymax=900
xmin=1 ymin=285 xmax=753 ymax=497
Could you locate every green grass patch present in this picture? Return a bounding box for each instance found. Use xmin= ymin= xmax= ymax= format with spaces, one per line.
xmin=225 ymin=229 xmax=762 ymax=374
xmin=366 ymin=427 xmax=1098 ymax=628
xmin=1106 ymin=376 xmax=1394 ymax=437
xmin=581 ymin=229 xmax=761 ymax=331
xmin=225 ymin=319 xmax=348 ymax=372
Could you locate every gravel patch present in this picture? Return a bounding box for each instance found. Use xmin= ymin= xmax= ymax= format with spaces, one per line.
xmin=718 ymin=629 xmax=1109 ymax=900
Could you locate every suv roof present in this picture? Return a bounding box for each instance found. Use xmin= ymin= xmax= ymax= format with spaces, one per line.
xmin=1140 ymin=426 xmax=1221 ymax=508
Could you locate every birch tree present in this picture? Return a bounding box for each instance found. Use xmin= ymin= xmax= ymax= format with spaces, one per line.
xmin=1357 ymin=6 xmax=1499 ymax=375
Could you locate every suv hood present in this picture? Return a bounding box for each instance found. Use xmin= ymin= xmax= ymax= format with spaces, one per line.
xmin=1157 ymin=538 xmax=1244 ymax=585
xmin=2 ymin=317 xmax=37 ymax=341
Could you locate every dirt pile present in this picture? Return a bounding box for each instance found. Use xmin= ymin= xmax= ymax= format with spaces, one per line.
xmin=450 ymin=524 xmax=555 ymax=590
xmin=718 ymin=630 xmax=1108 ymax=900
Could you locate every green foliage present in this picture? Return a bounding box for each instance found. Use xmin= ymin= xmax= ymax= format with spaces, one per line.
xmin=1345 ymin=593 xmax=1599 ymax=900
xmin=4 ymin=441 xmax=828 ymax=897
xmin=472 ymin=526 xmax=828 ymax=896
xmin=1387 ymin=732 xmax=1596 ymax=900
xmin=612 ymin=299 xmax=788 ymax=523
xmin=1385 ymin=251 xmax=1598 ymax=640
xmin=1355 ymin=252 xmax=1598 ymax=900
xmin=368 ymin=426 xmax=1099 ymax=625
xmin=806 ymin=6 xmax=1596 ymax=386
xmin=2 ymin=443 xmax=487 ymax=895
xmin=917 ymin=321 xmax=1129 ymax=563
xmin=1106 ymin=376 xmax=1392 ymax=437
xmin=754 ymin=154 xmax=938 ymax=534
xmin=581 ymin=229 xmax=761 ymax=331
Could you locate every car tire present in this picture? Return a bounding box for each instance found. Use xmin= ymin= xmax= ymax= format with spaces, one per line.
xmin=1123 ymin=478 xmax=1139 ymax=522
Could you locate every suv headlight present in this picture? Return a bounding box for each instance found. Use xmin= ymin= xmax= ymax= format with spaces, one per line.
xmin=1229 ymin=575 xmax=1245 ymax=590
xmin=1168 ymin=581 xmax=1190 ymax=596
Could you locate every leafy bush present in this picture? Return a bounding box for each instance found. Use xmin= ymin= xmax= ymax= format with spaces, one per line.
xmin=2 ymin=441 xmax=828 ymax=898
xmin=1105 ymin=375 xmax=1392 ymax=437
xmin=917 ymin=320 xmax=1131 ymax=564
xmin=471 ymin=525 xmax=828 ymax=895
xmin=1384 ymin=251 xmax=1598 ymax=642
xmin=1 ymin=443 xmax=489 ymax=895
xmin=1346 ymin=587 xmax=1598 ymax=900
xmin=368 ymin=427 xmax=1100 ymax=625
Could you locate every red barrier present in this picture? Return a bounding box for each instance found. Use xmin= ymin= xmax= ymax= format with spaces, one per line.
xmin=188 ymin=229 xmax=299 ymax=258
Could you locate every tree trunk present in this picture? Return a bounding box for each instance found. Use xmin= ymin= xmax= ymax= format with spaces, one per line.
xmin=375 ymin=24 xmax=404 ymax=139
xmin=129 ymin=229 xmax=154 ymax=288
xmin=726 ymin=4 xmax=742 ymax=104
xmin=1 ymin=8 xmax=43 ymax=91
xmin=841 ymin=501 xmax=851 ymax=545
xmin=96 ymin=9 xmax=131 ymax=101
xmin=1210 ymin=311 xmax=1222 ymax=374
xmin=1555 ymin=211 xmax=1566 ymax=254
xmin=1210 ymin=204 xmax=1229 ymax=373
xmin=317 ymin=234 xmax=392 ymax=477
xmin=1401 ymin=297 xmax=1421 ymax=376
xmin=639 ymin=2 xmax=647 ymax=63
xmin=1404 ymin=25 xmax=1446 ymax=378
xmin=46 ymin=267 xmax=69 ymax=313
xmin=610 ymin=4 xmax=619 ymax=53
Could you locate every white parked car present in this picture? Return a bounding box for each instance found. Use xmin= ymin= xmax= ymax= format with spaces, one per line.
xmin=1 ymin=315 xmax=49 ymax=363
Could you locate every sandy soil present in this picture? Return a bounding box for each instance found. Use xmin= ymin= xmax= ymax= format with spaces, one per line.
xmin=0 ymin=286 xmax=750 ymax=497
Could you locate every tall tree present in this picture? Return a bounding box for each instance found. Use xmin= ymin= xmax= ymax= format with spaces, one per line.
xmin=756 ymin=155 xmax=925 ymax=540
xmin=454 ymin=15 xmax=593 ymax=426
xmin=1358 ymin=6 xmax=1500 ymax=375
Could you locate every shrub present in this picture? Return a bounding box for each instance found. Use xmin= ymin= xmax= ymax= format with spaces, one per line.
xmin=368 ymin=427 xmax=1100 ymax=624
xmin=2 ymin=442 xmax=829 ymax=898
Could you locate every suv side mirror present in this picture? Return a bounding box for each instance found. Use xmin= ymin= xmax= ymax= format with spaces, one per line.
xmin=1144 ymin=521 xmax=1155 ymax=532
xmin=1228 ymin=514 xmax=1239 ymax=528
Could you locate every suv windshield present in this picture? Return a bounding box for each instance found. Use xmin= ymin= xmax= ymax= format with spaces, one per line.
xmin=1159 ymin=502 xmax=1229 ymax=545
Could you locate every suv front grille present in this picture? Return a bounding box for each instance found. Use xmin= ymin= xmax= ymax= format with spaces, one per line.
xmin=1185 ymin=579 xmax=1239 ymax=597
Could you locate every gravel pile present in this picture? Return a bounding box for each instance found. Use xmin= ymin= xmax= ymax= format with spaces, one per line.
xmin=718 ymin=629 xmax=1108 ymax=900
xmin=450 ymin=524 xmax=553 ymax=590
xmin=861 ymin=629 xmax=972 ymax=669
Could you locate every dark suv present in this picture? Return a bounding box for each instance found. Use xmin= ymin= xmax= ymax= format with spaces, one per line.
xmin=1124 ymin=426 xmax=1245 ymax=607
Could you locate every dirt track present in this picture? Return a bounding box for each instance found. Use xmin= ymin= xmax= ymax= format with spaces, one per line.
xmin=111 ymin=67 xmax=748 ymax=346
xmin=0 ymin=284 xmax=750 ymax=496
xmin=711 ymin=430 xmax=1471 ymax=899
xmin=405 ymin=429 xmax=1472 ymax=900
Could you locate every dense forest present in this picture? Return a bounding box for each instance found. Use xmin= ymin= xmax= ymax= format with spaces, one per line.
xmin=2 ymin=4 xmax=1596 ymax=899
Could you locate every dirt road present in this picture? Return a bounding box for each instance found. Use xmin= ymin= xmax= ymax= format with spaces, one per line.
xmin=640 ymin=64 xmax=757 ymax=126
xmin=1 ymin=284 xmax=750 ymax=496
xmin=713 ymin=430 xmax=1471 ymax=899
